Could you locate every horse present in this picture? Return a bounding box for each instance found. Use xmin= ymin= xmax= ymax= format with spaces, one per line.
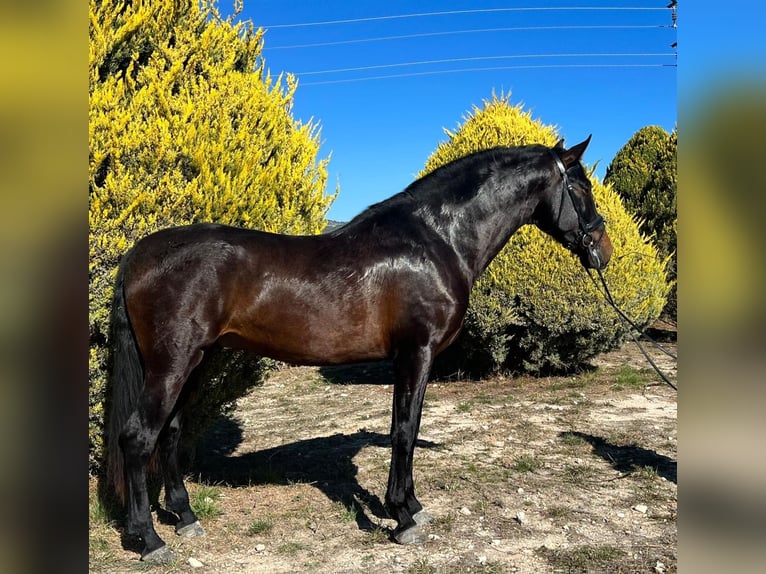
xmin=106 ymin=136 xmax=612 ymax=562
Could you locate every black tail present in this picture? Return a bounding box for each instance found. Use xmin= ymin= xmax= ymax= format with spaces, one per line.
xmin=106 ymin=258 xmax=144 ymax=504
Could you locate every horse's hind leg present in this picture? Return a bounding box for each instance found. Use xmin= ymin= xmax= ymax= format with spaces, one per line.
xmin=122 ymin=354 xmax=203 ymax=562
xmin=121 ymin=397 xmax=174 ymax=562
xmin=159 ymin=409 xmax=204 ymax=537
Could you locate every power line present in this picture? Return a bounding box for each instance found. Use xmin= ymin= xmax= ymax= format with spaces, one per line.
xmin=263 ymin=7 xmax=672 ymax=29
xmin=267 ymin=25 xmax=668 ymax=50
xmin=299 ymin=63 xmax=676 ymax=87
xmin=298 ymin=53 xmax=677 ymax=76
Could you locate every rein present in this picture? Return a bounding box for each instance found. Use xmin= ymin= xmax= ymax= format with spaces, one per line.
xmin=587 ymin=268 xmax=677 ymax=391
xmin=548 ymin=148 xmax=677 ymax=392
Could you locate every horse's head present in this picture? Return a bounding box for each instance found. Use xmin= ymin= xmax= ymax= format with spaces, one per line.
xmin=533 ymin=136 xmax=613 ymax=270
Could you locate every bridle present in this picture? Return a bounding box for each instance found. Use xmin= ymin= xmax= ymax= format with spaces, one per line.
xmin=548 ymin=149 xmax=606 ymax=268
xmin=548 ymin=149 xmax=677 ymax=391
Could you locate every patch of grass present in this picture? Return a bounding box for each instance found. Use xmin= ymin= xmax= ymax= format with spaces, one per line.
xmin=544 ymin=505 xmax=575 ymax=521
xmin=474 ymin=392 xmax=497 ymax=404
xmin=363 ymin=526 xmax=390 ymax=545
xmin=408 ymin=557 xmax=436 ymax=574
xmin=247 ymin=518 xmax=274 ymax=536
xmin=276 ymin=541 xmax=308 ymax=556
xmin=190 ymin=484 xmax=223 ymax=519
xmin=445 ymin=558 xmax=507 ymax=573
xmin=434 ymin=513 xmax=454 ymax=533
xmin=631 ymin=465 xmax=670 ymax=505
xmin=513 ymin=454 xmax=543 ymax=473
xmin=333 ymin=500 xmax=359 ymax=523
xmin=454 ymin=391 xmax=508 ymax=412
xmin=457 ymin=401 xmax=473 ymax=413
xmin=89 ymin=487 xmax=123 ymax=570
xmin=512 ymin=423 xmax=543 ymax=443
xmin=537 ymin=543 xmax=626 ymax=572
xmin=549 ymin=377 xmax=588 ymax=391
xmin=559 ymin=431 xmax=587 ymax=448
xmin=562 ymin=463 xmax=598 ymax=484
xmin=89 ymin=529 xmax=119 ymax=570
xmin=612 ymin=364 xmax=653 ymax=390
xmin=634 ymin=465 xmax=660 ymax=481
xmin=472 ymin=497 xmax=490 ymax=516
xmin=430 ymin=474 xmax=462 ymax=492
xmin=89 ymin=492 xmax=114 ymax=526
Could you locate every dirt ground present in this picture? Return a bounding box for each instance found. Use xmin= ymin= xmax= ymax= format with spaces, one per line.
xmin=89 ymin=334 xmax=677 ymax=573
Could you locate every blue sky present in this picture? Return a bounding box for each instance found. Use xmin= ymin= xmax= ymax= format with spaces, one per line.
xmin=232 ymin=1 xmax=678 ymax=221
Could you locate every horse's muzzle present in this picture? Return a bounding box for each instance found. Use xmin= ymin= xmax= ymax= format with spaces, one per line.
xmin=582 ymin=228 xmax=612 ymax=270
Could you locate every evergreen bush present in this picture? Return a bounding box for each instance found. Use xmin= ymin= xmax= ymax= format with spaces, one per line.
xmin=88 ymin=0 xmax=334 ymax=471
xmin=425 ymin=95 xmax=669 ymax=375
xmin=604 ymin=126 xmax=677 ymax=319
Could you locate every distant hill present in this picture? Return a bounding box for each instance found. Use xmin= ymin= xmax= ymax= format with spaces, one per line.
xmin=323 ymin=220 xmax=346 ymax=233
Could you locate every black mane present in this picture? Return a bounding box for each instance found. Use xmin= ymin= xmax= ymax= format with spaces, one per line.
xmin=336 ymin=145 xmax=547 ymax=234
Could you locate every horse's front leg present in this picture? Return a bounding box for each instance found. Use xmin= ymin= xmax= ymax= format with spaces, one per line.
xmin=386 ymin=346 xmax=434 ymax=544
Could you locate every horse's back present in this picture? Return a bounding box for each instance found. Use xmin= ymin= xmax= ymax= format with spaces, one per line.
xmin=122 ymin=221 xmax=468 ymax=365
xmin=121 ymin=223 xmax=393 ymax=363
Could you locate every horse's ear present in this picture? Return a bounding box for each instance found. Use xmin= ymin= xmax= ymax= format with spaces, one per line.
xmin=560 ymin=134 xmax=592 ymax=167
xmin=554 ymin=138 xmax=565 ymax=149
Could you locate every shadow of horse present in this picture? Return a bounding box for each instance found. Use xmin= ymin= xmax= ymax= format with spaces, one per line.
xmin=561 ymin=431 xmax=676 ymax=484
xmin=191 ymin=416 xmax=438 ymax=533
xmin=318 ymin=360 xmax=395 ymax=385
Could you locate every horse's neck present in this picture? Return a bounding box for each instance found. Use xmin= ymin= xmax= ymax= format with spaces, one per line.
xmin=420 ymin=172 xmax=540 ymax=283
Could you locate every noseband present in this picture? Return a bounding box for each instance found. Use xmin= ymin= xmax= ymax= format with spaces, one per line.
xmin=548 ymin=149 xmax=606 ymax=263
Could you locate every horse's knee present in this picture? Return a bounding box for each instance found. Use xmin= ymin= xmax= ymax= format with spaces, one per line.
xmin=121 ymin=427 xmax=153 ymax=456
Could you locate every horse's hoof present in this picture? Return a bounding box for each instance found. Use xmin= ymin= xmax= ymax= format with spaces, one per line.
xmin=413 ymin=510 xmax=434 ymax=526
xmin=141 ymin=545 xmax=176 ymax=563
xmin=393 ymin=524 xmax=426 ymax=545
xmin=176 ymin=520 xmax=205 ymax=538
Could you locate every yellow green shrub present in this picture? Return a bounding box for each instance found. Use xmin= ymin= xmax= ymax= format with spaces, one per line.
xmin=89 ymin=1 xmax=334 ymax=470
xmin=425 ymin=95 xmax=669 ymax=375
xmin=605 ymin=126 xmax=677 ymax=319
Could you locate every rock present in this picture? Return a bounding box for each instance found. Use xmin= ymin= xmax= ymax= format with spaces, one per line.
xmin=515 ymin=511 xmax=527 ymax=524
xmin=478 ymin=554 xmax=487 ymax=565
xmin=654 ymin=560 xmax=666 ymax=573
xmin=255 ymin=544 xmax=266 ymax=552
xmin=517 ymin=487 xmax=524 ymax=494
xmin=632 ymin=504 xmax=648 ymax=514
xmin=188 ymin=557 xmax=204 ymax=568
xmin=459 ymin=506 xmax=472 ymax=516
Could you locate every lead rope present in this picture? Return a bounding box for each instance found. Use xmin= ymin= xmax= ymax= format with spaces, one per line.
xmin=587 ymin=268 xmax=678 ymax=391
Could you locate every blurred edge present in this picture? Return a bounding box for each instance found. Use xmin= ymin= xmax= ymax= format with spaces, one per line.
xmin=0 ymin=1 xmax=86 ymax=573
xmin=680 ymin=2 xmax=766 ymax=573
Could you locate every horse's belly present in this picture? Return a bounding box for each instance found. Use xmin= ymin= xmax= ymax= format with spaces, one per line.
xmin=218 ymin=309 xmax=391 ymax=366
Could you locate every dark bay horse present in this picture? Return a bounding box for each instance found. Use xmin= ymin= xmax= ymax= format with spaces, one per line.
xmin=106 ymin=137 xmax=612 ymax=562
